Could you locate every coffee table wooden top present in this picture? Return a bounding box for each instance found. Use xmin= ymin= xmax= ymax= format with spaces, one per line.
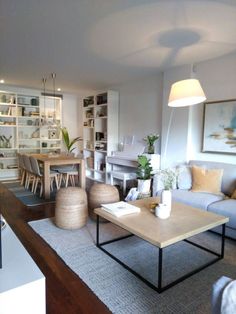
xmin=94 ymin=197 xmax=229 ymax=248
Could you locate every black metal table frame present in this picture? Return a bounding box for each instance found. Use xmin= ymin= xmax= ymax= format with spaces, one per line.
xmin=96 ymin=215 xmax=226 ymax=293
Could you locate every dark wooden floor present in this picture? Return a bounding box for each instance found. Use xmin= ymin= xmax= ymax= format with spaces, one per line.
xmin=0 ymin=183 xmax=110 ymax=314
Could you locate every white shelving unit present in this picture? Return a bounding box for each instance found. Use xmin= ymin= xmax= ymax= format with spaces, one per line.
xmin=0 ymin=91 xmax=62 ymax=181
xmin=83 ymin=91 xmax=119 ymax=183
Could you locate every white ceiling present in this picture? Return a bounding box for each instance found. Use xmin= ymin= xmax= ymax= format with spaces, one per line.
xmin=1 ymin=0 xmax=236 ymax=94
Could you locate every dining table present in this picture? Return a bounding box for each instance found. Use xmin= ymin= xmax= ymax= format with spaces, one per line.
xmin=33 ymin=153 xmax=86 ymax=199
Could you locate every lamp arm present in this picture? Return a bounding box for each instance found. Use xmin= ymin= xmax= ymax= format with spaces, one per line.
xmin=163 ymin=108 xmax=174 ymax=169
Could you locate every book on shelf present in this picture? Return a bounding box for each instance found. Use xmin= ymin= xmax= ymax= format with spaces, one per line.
xmin=101 ymin=201 xmax=140 ymax=217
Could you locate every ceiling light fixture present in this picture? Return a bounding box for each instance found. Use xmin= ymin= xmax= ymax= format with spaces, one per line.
xmin=0 ymin=79 xmax=5 ymax=84
xmin=42 ymin=77 xmax=47 ymax=125
xmin=51 ymin=73 xmax=57 ymax=124
xmin=57 ymin=88 xmax=61 ymax=92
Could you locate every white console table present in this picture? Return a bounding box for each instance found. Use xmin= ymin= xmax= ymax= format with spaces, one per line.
xmin=0 ymin=221 xmax=45 ymax=314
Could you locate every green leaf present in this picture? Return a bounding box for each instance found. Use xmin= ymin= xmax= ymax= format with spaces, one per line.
xmin=61 ymin=127 xmax=81 ymax=152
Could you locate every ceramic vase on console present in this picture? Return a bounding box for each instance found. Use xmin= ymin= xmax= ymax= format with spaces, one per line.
xmin=161 ymin=189 xmax=172 ymax=211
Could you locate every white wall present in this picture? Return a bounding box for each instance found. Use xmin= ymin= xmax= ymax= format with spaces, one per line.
xmin=161 ymin=52 xmax=236 ymax=168
xmin=112 ymin=74 xmax=163 ymax=153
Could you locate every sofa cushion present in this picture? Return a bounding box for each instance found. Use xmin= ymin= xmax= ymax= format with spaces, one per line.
xmin=177 ymin=165 xmax=192 ymax=190
xmin=171 ymin=189 xmax=224 ymax=210
xmin=208 ymin=199 xmax=236 ymax=229
xmin=191 ymin=165 xmax=223 ymax=195
xmin=189 ymin=160 xmax=236 ymax=196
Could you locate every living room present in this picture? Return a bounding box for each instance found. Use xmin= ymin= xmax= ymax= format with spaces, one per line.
xmin=1 ymin=1 xmax=236 ymax=313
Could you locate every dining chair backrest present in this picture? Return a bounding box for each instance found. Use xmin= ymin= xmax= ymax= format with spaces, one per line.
xmin=29 ymin=156 xmax=41 ymax=176
xmin=22 ymin=155 xmax=33 ymax=173
xmin=18 ymin=153 xmax=25 ymax=169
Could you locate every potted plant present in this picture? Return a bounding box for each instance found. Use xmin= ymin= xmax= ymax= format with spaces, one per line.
xmin=61 ymin=127 xmax=82 ymax=154
xmin=136 ymin=155 xmax=153 ymax=194
xmin=144 ymin=134 xmax=159 ymax=154
xmin=159 ymin=168 xmax=177 ymax=211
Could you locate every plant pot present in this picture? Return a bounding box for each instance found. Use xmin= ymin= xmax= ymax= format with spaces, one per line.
xmin=137 ymin=179 xmax=151 ymax=194
xmin=147 ymin=145 xmax=155 ymax=154
xmin=161 ymin=189 xmax=172 ymax=211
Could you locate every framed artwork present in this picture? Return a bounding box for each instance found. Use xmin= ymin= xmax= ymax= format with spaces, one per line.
xmin=202 ymin=99 xmax=236 ymax=154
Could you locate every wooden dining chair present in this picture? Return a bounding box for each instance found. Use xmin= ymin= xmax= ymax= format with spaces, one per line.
xmin=29 ymin=156 xmax=60 ymax=197
xmin=18 ymin=153 xmax=26 ymax=186
xmin=57 ymin=166 xmax=79 ymax=188
xmin=22 ymin=154 xmax=36 ymax=190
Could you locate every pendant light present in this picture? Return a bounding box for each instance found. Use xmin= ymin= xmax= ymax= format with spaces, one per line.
xmin=51 ymin=73 xmax=56 ymax=124
xmin=42 ymin=77 xmax=47 ymax=125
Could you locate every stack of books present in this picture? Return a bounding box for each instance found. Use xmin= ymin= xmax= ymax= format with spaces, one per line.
xmin=101 ymin=201 xmax=140 ymax=218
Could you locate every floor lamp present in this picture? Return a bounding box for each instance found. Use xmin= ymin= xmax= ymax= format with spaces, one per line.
xmin=163 ymin=78 xmax=206 ymax=168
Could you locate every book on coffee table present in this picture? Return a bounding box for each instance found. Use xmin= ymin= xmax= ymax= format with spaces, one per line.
xmin=101 ymin=201 xmax=140 ymax=217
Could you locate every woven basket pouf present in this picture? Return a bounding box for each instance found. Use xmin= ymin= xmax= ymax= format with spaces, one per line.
xmin=55 ymin=187 xmax=88 ymax=230
xmin=88 ymin=183 xmax=120 ymax=221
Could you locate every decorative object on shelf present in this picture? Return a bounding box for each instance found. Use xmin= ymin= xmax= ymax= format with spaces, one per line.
xmin=136 ymin=155 xmax=153 ymax=194
xmin=144 ymin=133 xmax=159 ymax=154
xmin=31 ymin=128 xmax=40 ymax=138
xmin=61 ymin=127 xmax=82 ymax=153
xmin=202 ymin=99 xmax=236 ymax=154
xmin=0 ymin=135 xmax=12 ymax=148
xmin=48 ymin=129 xmax=58 ymax=139
xmin=83 ymin=96 xmax=94 ymax=107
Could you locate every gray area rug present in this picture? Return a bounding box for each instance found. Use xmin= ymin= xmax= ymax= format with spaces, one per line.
xmin=29 ymin=218 xmax=236 ymax=314
xmin=3 ymin=182 xmax=56 ymax=206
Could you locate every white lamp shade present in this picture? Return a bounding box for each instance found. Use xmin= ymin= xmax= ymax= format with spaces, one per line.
xmin=168 ymin=79 xmax=206 ymax=107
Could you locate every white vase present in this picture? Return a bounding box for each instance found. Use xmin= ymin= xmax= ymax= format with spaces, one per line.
xmin=137 ymin=179 xmax=151 ymax=194
xmin=161 ymin=189 xmax=172 ymax=211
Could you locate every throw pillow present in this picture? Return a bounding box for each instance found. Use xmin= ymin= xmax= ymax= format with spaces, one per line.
xmin=177 ymin=165 xmax=192 ymax=190
xmin=191 ymin=165 xmax=224 ymax=195
xmin=231 ymin=189 xmax=236 ymax=199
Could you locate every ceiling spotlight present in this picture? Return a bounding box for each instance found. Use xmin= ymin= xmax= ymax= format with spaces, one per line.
xmin=0 ymin=79 xmax=5 ymax=84
xmin=57 ymin=88 xmax=61 ymax=92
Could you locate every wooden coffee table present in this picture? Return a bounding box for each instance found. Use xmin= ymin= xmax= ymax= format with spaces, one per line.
xmin=94 ymin=197 xmax=229 ymax=293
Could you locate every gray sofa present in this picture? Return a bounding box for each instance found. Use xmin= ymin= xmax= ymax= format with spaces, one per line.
xmin=153 ymin=160 xmax=236 ymax=239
